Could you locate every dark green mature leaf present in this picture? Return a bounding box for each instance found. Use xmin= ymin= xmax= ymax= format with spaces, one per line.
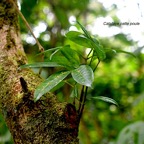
xmin=115 ymin=49 xmax=136 ymax=58
xmin=92 ymin=96 xmax=118 ymax=106
xmin=71 ymin=65 xmax=94 ymax=87
xmin=34 ymin=71 xmax=70 ymax=101
xmin=20 ymin=62 xmax=63 ymax=68
xmin=77 ymin=21 xmax=92 ymax=40
xmin=60 ymin=45 xmax=80 ymax=68
xmin=92 ymin=37 xmax=100 ymax=45
xmin=50 ymin=56 xmax=72 ymax=70
xmin=66 ymin=31 xmax=92 ymax=48
xmin=93 ymin=44 xmax=106 ymax=60
xmin=77 ymin=21 xmax=106 ymax=60
xmin=77 ymin=21 xmax=100 ymax=45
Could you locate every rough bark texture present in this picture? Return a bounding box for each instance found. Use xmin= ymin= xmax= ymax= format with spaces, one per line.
xmin=0 ymin=0 xmax=79 ymax=143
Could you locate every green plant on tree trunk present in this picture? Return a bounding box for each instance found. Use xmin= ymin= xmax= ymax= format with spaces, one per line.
xmin=21 ymin=21 xmax=134 ymax=123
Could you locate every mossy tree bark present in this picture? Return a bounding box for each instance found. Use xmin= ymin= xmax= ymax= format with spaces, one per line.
xmin=0 ymin=0 xmax=79 ymax=143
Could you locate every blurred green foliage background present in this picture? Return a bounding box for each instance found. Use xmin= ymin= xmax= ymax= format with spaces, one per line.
xmin=0 ymin=0 xmax=144 ymax=143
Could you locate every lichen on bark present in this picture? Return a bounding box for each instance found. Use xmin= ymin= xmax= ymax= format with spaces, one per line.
xmin=0 ymin=0 xmax=79 ymax=143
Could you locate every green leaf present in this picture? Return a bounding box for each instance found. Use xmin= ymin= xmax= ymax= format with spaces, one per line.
xmin=92 ymin=96 xmax=118 ymax=106
xmin=34 ymin=71 xmax=70 ymax=102
xmin=103 ymin=48 xmax=117 ymax=53
xmin=70 ymin=85 xmax=78 ymax=98
xmin=60 ymin=45 xmax=80 ymax=68
xmin=50 ymin=56 xmax=72 ymax=70
xmin=93 ymin=44 xmax=106 ymax=60
xmin=77 ymin=21 xmax=92 ymax=40
xmin=36 ymin=47 xmax=62 ymax=56
xmin=20 ymin=62 xmax=63 ymax=69
xmin=92 ymin=37 xmax=100 ymax=46
xmin=76 ymin=21 xmax=106 ymax=60
xmin=77 ymin=21 xmax=100 ymax=46
xmin=115 ymin=49 xmax=136 ymax=58
xmin=66 ymin=31 xmax=92 ymax=48
xmin=71 ymin=65 xmax=94 ymax=87
xmin=50 ymin=49 xmax=60 ymax=60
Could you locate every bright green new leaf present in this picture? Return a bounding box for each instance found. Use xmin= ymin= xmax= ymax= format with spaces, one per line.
xmin=36 ymin=46 xmax=62 ymax=56
xmin=50 ymin=49 xmax=60 ymax=60
xmin=71 ymin=65 xmax=94 ymax=87
xmin=66 ymin=31 xmax=92 ymax=48
xmin=34 ymin=71 xmax=70 ymax=102
xmin=20 ymin=62 xmax=63 ymax=69
xmin=92 ymin=96 xmax=119 ymax=106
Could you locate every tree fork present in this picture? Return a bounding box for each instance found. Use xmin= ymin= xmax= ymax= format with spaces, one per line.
xmin=0 ymin=0 xmax=79 ymax=143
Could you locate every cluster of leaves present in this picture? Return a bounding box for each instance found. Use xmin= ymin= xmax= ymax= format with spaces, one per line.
xmin=21 ymin=22 xmax=123 ymax=107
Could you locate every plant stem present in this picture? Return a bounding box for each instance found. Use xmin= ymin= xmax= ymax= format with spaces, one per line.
xmin=89 ymin=52 xmax=94 ymax=66
xmin=78 ymin=85 xmax=85 ymax=114
xmin=93 ymin=59 xmax=100 ymax=72
xmin=11 ymin=0 xmax=44 ymax=53
xmin=87 ymin=49 xmax=93 ymax=58
xmin=78 ymin=86 xmax=88 ymax=121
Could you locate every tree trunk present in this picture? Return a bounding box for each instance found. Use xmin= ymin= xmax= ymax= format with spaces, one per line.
xmin=0 ymin=0 xmax=79 ymax=143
